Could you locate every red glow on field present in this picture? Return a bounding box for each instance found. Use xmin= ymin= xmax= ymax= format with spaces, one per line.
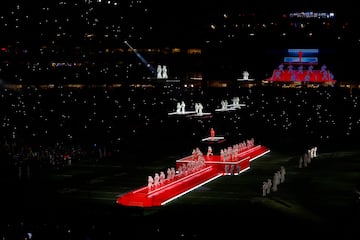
xmin=116 ymin=145 xmax=270 ymax=207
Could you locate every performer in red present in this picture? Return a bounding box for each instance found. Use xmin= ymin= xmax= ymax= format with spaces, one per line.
xmin=298 ymin=50 xmax=303 ymax=63
xmin=210 ymin=128 xmax=215 ymax=139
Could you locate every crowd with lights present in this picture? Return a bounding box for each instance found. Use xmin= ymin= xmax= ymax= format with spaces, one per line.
xmin=1 ymin=85 xmax=360 ymax=181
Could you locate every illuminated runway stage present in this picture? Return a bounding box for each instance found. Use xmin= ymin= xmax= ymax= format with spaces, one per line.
xmin=116 ymin=145 xmax=270 ymax=207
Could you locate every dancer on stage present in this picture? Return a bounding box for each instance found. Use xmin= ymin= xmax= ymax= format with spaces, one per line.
xmin=181 ymin=101 xmax=186 ymax=113
xmin=207 ymin=146 xmax=213 ymax=159
xmin=243 ymin=70 xmax=249 ymax=80
xmin=210 ymin=128 xmax=215 ymax=139
xmin=148 ymin=175 xmax=154 ymax=190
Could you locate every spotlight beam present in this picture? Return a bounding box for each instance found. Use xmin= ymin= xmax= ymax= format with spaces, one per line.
xmin=124 ymin=41 xmax=156 ymax=77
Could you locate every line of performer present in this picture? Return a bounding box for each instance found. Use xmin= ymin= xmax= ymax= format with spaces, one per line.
xmin=169 ymin=97 xmax=246 ymax=116
xmin=272 ymin=63 xmax=334 ymax=82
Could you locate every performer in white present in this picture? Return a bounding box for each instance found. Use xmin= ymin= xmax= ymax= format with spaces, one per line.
xmin=194 ymin=103 xmax=199 ymax=114
xmin=310 ymin=147 xmax=316 ymax=159
xmin=235 ymin=97 xmax=240 ymax=106
xmin=243 ymin=71 xmax=249 ymax=80
xmin=197 ymin=103 xmax=203 ymax=115
xmin=280 ymin=166 xmax=286 ymax=183
xmin=207 ymin=146 xmax=213 ymax=158
xmin=181 ymin=101 xmax=186 ymax=113
xmin=159 ymin=171 xmax=166 ymax=184
xmin=232 ymin=97 xmax=236 ymax=106
xmin=148 ymin=175 xmax=154 ymax=190
xmin=220 ymin=99 xmax=228 ymax=110
xmin=154 ymin=173 xmax=160 ymax=187
xmin=170 ymin=167 xmax=176 ymax=179
xmin=221 ymin=100 xmax=226 ymax=110
xmin=166 ymin=168 xmax=172 ymax=180
xmin=272 ymin=172 xmax=279 ymax=192
xmin=176 ymin=102 xmax=181 ymax=113
xmin=162 ymin=65 xmax=168 ymax=79
xmin=266 ymin=179 xmax=272 ymax=194
xmin=303 ymin=152 xmax=309 ymax=167
xmin=220 ymin=149 xmax=225 ymax=161
xmin=262 ymin=181 xmax=267 ymax=196
xmin=157 ymin=65 xmax=162 ymax=79
xmin=307 ymin=149 xmax=312 ymax=164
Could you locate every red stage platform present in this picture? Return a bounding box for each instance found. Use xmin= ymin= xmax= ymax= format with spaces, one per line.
xmin=116 ymin=145 xmax=270 ymax=207
xmin=267 ymin=69 xmax=336 ymax=84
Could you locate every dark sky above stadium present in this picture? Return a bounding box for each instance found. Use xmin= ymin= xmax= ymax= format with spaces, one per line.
xmin=148 ymin=0 xmax=356 ymax=44
xmin=0 ymin=0 xmax=356 ymax=47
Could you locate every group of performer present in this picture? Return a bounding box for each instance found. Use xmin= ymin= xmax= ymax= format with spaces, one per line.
xmin=220 ymin=100 xmax=229 ymax=110
xmin=194 ymin=102 xmax=204 ymax=115
xmin=191 ymin=147 xmax=205 ymax=161
xmin=261 ymin=146 xmax=318 ymax=196
xmin=148 ymin=167 xmax=176 ymax=190
xmin=176 ymin=101 xmax=186 ymax=114
xmin=220 ymin=97 xmax=242 ymax=110
xmin=156 ymin=64 xmax=168 ymax=79
xmin=173 ymin=97 xmax=245 ymax=115
xmin=275 ymin=63 xmax=334 ymax=81
xmin=177 ymin=156 xmax=206 ymax=177
xmin=262 ymin=165 xmax=286 ymax=196
xmin=299 ymin=146 xmax=318 ymax=168
xmin=174 ymin=101 xmax=205 ymax=115
xmin=147 ymin=147 xmax=207 ymax=191
xmin=220 ymin=138 xmax=255 ymax=162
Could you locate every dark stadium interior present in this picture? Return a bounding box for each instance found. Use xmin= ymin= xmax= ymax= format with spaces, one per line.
xmin=0 ymin=1 xmax=359 ymax=239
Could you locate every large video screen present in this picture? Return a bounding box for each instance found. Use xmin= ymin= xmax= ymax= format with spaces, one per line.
xmin=284 ymin=48 xmax=319 ymax=64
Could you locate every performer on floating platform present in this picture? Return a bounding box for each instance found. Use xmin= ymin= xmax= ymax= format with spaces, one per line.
xmin=180 ymin=101 xmax=186 ymax=113
xmin=176 ymin=102 xmax=181 ymax=113
xmin=243 ymin=70 xmax=249 ymax=80
xmin=210 ymin=128 xmax=215 ymax=139
xmin=162 ymin=65 xmax=168 ymax=79
xmin=157 ymin=65 xmax=162 ymax=79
